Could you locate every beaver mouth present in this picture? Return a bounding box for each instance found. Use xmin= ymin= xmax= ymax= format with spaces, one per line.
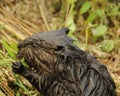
xmin=17 ymin=51 xmax=38 ymax=72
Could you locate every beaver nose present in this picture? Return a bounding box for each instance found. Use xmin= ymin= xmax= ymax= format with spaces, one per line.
xmin=17 ymin=42 xmax=22 ymax=49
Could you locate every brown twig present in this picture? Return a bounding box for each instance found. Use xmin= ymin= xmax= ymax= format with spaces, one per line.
xmin=36 ymin=0 xmax=50 ymax=31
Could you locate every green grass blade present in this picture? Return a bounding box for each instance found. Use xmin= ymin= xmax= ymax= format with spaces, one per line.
xmin=1 ymin=40 xmax=16 ymax=59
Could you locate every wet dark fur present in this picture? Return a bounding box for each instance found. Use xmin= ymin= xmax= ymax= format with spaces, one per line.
xmin=12 ymin=28 xmax=116 ymax=96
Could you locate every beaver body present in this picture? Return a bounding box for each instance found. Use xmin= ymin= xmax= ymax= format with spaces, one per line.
xmin=13 ymin=28 xmax=116 ymax=96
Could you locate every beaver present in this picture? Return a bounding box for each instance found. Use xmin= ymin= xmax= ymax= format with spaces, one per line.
xmin=12 ymin=28 xmax=116 ymax=96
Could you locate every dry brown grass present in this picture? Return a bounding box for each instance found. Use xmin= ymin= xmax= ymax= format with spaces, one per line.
xmin=0 ymin=0 xmax=119 ymax=96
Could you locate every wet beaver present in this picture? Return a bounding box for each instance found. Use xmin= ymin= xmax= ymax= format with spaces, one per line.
xmin=12 ymin=28 xmax=116 ymax=96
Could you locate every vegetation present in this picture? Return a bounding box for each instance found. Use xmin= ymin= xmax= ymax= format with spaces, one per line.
xmin=0 ymin=0 xmax=119 ymax=95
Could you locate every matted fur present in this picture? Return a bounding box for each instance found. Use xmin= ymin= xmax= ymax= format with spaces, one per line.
xmin=12 ymin=28 xmax=116 ymax=96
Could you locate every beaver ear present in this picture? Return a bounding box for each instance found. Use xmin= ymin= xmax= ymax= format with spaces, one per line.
xmin=60 ymin=28 xmax=70 ymax=34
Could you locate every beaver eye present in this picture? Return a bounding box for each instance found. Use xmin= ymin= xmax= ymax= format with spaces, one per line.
xmin=56 ymin=46 xmax=64 ymax=51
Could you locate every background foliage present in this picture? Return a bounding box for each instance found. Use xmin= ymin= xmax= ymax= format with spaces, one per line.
xmin=0 ymin=0 xmax=119 ymax=96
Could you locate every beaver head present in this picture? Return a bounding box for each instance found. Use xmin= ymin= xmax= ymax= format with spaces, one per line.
xmin=17 ymin=28 xmax=77 ymax=73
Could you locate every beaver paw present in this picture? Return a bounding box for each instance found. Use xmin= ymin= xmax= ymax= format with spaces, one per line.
xmin=12 ymin=62 xmax=25 ymax=74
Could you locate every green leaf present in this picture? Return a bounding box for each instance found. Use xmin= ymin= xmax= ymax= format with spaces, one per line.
xmin=102 ymin=40 xmax=115 ymax=53
xmin=80 ymin=1 xmax=91 ymax=14
xmin=96 ymin=9 xmax=104 ymax=18
xmin=86 ymin=12 xmax=97 ymax=24
xmin=0 ymin=59 xmax=13 ymax=66
xmin=65 ymin=12 xmax=76 ymax=33
xmin=93 ymin=25 xmax=107 ymax=37
xmin=10 ymin=43 xmax=18 ymax=52
xmin=67 ymin=0 xmax=77 ymax=4
xmin=15 ymin=78 xmax=32 ymax=96
xmin=1 ymin=40 xmax=16 ymax=59
xmin=68 ymin=32 xmax=77 ymax=40
xmin=112 ymin=6 xmax=118 ymax=15
xmin=21 ymin=58 xmax=29 ymax=68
